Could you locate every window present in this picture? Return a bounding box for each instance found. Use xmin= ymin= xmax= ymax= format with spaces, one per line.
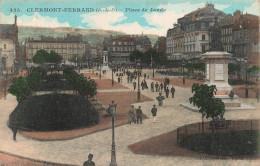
xmin=252 ymin=42 xmax=259 ymax=52
xmin=202 ymin=35 xmax=205 ymax=40
xmin=202 ymin=45 xmax=206 ymax=52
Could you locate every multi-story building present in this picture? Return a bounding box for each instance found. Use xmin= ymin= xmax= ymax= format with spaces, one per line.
xmin=135 ymin=35 xmax=152 ymax=52
xmin=25 ymin=34 xmax=85 ymax=63
xmin=232 ymin=13 xmax=259 ymax=66
xmin=0 ymin=16 xmax=19 ymax=74
xmin=219 ymin=13 xmax=235 ymax=53
xmin=104 ymin=35 xmax=151 ymax=64
xmin=166 ymin=3 xmax=225 ymax=61
xmin=154 ymin=37 xmax=166 ymax=54
xmin=0 ymin=39 xmax=15 ymax=75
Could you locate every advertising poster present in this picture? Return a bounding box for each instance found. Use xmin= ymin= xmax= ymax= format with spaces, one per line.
xmin=0 ymin=0 xmax=259 ymax=165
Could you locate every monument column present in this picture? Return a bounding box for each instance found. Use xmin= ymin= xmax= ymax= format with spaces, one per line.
xmin=202 ymin=51 xmax=241 ymax=107
xmin=202 ymin=51 xmax=232 ymax=95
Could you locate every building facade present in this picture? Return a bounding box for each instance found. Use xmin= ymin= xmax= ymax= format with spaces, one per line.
xmin=25 ymin=34 xmax=85 ymax=64
xmin=0 ymin=16 xmax=19 ymax=73
xmin=166 ymin=4 xmax=225 ymax=61
xmin=154 ymin=37 xmax=166 ymax=54
xmin=104 ymin=35 xmax=151 ymax=64
xmin=0 ymin=39 xmax=15 ymax=75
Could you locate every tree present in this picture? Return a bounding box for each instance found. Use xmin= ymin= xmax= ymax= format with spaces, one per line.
xmin=63 ymin=68 xmax=97 ymax=97
xmin=228 ymin=64 xmax=240 ymax=75
xmin=33 ymin=49 xmax=62 ymax=64
xmin=26 ymin=67 xmax=46 ymax=91
xmin=189 ymin=83 xmax=225 ymax=133
xmin=129 ymin=50 xmax=144 ymax=63
xmin=33 ymin=50 xmax=49 ymax=64
xmin=8 ymin=77 xmax=32 ymax=102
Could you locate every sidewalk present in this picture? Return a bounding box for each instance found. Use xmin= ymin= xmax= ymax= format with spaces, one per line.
xmin=0 ymin=69 xmax=259 ymax=166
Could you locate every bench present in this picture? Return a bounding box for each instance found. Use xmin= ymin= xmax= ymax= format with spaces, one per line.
xmin=209 ymin=118 xmax=232 ymax=129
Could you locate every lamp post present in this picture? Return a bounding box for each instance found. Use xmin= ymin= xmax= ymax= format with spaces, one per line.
xmin=151 ymin=53 xmax=154 ymax=78
xmin=99 ymin=57 xmax=102 ymax=79
xmin=88 ymin=59 xmax=90 ymax=73
xmin=92 ymin=61 xmax=94 ymax=74
xmin=4 ymin=75 xmax=7 ymax=100
xmin=245 ymin=59 xmax=249 ymax=98
xmin=182 ymin=58 xmax=185 ymax=85
xmin=137 ymin=59 xmax=141 ymax=101
xmin=109 ymin=101 xmax=118 ymax=166
xmin=112 ymin=65 xmax=114 ymax=86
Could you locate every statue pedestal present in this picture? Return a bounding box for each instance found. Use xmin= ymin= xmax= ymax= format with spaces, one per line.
xmin=202 ymin=51 xmax=240 ymax=107
xmin=102 ymin=50 xmax=111 ymax=71
xmin=181 ymin=51 xmax=255 ymax=111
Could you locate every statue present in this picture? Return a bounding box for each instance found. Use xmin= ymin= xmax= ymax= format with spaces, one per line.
xmin=156 ymin=92 xmax=165 ymax=106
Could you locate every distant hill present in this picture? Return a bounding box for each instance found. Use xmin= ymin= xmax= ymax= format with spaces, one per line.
xmin=18 ymin=26 xmax=159 ymax=47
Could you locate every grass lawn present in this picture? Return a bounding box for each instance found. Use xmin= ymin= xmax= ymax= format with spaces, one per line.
xmin=180 ymin=130 xmax=259 ymax=157
xmin=8 ymin=94 xmax=99 ymax=131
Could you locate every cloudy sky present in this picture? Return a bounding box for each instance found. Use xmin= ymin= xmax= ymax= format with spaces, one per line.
xmin=0 ymin=0 xmax=259 ymax=36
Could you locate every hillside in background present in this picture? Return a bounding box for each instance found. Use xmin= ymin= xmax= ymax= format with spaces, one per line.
xmin=18 ymin=26 xmax=159 ymax=47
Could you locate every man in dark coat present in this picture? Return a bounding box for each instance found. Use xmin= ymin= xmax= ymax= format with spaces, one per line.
xmin=151 ymin=105 xmax=157 ymax=122
xmin=83 ymin=154 xmax=95 ymax=166
xmin=160 ymin=82 xmax=163 ymax=92
xmin=165 ymin=87 xmax=169 ymax=98
xmin=171 ymin=86 xmax=175 ymax=98
xmin=133 ymin=81 xmax=136 ymax=90
xmin=151 ymin=82 xmax=154 ymax=92
xmin=155 ymin=82 xmax=159 ymax=92
xmin=136 ymin=106 xmax=143 ymax=124
xmin=118 ymin=77 xmax=120 ymax=83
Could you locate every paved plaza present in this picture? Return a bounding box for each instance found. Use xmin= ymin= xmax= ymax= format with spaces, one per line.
xmin=0 ymin=69 xmax=259 ymax=166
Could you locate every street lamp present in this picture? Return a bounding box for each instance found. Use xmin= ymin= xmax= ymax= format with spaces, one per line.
xmin=92 ymin=61 xmax=94 ymax=74
xmin=182 ymin=58 xmax=186 ymax=85
xmin=245 ymin=59 xmax=249 ymax=98
xmin=99 ymin=57 xmax=102 ymax=79
xmin=2 ymin=70 xmax=8 ymax=100
xmin=109 ymin=101 xmax=118 ymax=166
xmin=151 ymin=53 xmax=155 ymax=78
xmin=111 ymin=65 xmax=114 ymax=86
xmin=137 ymin=59 xmax=141 ymax=101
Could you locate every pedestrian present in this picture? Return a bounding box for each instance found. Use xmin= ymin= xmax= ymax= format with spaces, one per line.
xmin=165 ymin=87 xmax=169 ymax=98
xmin=151 ymin=105 xmax=157 ymax=123
xmin=164 ymin=82 xmax=167 ymax=92
xmin=147 ymin=75 xmax=149 ymax=79
xmin=120 ymin=76 xmax=123 ymax=83
xmin=144 ymin=73 xmax=146 ymax=79
xmin=160 ymin=82 xmax=163 ymax=92
xmin=83 ymin=153 xmax=95 ymax=166
xmin=128 ymin=105 xmax=136 ymax=124
xmin=144 ymin=80 xmax=148 ymax=89
xmin=171 ymin=86 xmax=175 ymax=98
xmin=136 ymin=106 xmax=143 ymax=124
xmin=156 ymin=92 xmax=165 ymax=106
xmin=155 ymin=82 xmax=159 ymax=92
xmin=141 ymin=80 xmax=144 ymax=90
xmin=11 ymin=126 xmax=17 ymax=141
xmin=118 ymin=77 xmax=120 ymax=83
xmin=133 ymin=81 xmax=136 ymax=90
xmin=151 ymin=82 xmax=154 ymax=92
xmin=127 ymin=75 xmax=130 ymax=83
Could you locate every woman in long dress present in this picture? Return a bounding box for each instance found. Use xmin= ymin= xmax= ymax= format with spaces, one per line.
xmin=128 ymin=105 xmax=136 ymax=124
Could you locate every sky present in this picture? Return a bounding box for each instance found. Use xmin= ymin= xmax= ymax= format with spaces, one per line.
xmin=0 ymin=0 xmax=259 ymax=36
